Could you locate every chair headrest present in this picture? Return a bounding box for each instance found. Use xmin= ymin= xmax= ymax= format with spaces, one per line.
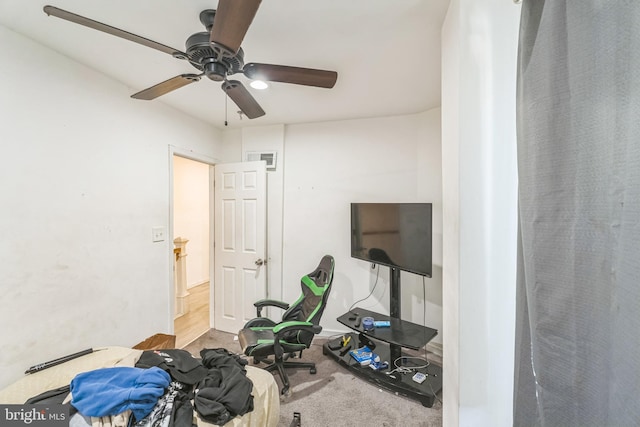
xmin=301 ymin=255 xmax=334 ymax=296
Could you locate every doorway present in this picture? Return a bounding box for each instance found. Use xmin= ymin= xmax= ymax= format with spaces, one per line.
xmin=172 ymin=154 xmax=212 ymax=347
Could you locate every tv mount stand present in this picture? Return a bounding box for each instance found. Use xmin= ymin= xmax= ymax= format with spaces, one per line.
xmin=323 ymin=267 xmax=442 ymax=407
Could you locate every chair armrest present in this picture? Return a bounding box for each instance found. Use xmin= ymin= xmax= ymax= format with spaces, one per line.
xmin=253 ymin=299 xmax=290 ymax=317
xmin=271 ymin=321 xmax=322 ymax=359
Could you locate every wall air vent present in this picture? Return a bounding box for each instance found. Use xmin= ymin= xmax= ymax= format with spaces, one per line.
xmin=245 ymin=151 xmax=277 ymax=171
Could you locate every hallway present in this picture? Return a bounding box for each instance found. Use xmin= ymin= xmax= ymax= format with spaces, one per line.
xmin=174 ymin=282 xmax=210 ymax=348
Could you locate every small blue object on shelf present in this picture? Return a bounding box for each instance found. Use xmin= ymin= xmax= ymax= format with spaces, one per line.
xmin=373 ymin=320 xmax=390 ymax=328
xmin=349 ymin=346 xmax=373 ymax=363
xmin=369 ymin=359 xmax=389 ymax=370
xmin=362 ymin=316 xmax=374 ymax=331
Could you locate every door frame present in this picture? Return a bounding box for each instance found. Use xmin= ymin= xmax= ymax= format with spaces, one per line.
xmin=168 ymin=145 xmax=219 ymax=333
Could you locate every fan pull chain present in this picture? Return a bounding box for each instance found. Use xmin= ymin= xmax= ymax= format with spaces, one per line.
xmin=224 ymin=92 xmax=228 ymax=127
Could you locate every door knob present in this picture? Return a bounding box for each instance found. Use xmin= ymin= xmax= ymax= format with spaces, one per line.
xmin=255 ymin=258 xmax=265 ymax=266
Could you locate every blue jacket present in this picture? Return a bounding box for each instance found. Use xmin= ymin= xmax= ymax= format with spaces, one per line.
xmin=70 ymin=366 xmax=170 ymax=420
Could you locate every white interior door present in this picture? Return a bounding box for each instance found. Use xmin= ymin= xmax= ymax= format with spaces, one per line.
xmin=213 ymin=161 xmax=267 ymax=334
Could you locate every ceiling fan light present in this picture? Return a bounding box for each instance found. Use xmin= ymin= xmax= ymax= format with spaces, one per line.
xmin=250 ymin=80 xmax=269 ymax=90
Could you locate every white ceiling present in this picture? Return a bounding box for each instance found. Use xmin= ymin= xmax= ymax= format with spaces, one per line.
xmin=0 ymin=0 xmax=450 ymax=129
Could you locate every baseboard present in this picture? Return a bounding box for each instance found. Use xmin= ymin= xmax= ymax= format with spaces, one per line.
xmin=317 ymin=328 xmax=347 ymax=339
xmin=426 ymin=341 xmax=443 ymax=358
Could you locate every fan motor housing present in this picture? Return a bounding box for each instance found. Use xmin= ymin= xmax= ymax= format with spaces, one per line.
xmin=186 ymin=32 xmax=244 ymax=81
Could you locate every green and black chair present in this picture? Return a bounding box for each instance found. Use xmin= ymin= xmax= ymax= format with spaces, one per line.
xmin=238 ymin=255 xmax=335 ymax=395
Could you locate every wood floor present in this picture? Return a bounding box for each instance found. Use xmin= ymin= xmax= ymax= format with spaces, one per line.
xmin=174 ymin=282 xmax=210 ymax=348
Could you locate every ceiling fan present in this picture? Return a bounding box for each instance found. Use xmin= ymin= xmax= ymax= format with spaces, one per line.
xmin=43 ymin=0 xmax=338 ymax=119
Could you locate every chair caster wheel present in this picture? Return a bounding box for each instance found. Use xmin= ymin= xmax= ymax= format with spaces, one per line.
xmin=310 ymin=368 xmax=317 ymax=374
xmin=280 ymin=386 xmax=291 ymax=397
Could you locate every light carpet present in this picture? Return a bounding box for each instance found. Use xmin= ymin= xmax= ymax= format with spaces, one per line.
xmin=184 ymin=329 xmax=442 ymax=427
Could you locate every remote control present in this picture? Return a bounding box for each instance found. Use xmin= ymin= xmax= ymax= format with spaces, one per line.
xmin=339 ymin=343 xmax=352 ymax=357
xmin=328 ymin=340 xmax=342 ymax=351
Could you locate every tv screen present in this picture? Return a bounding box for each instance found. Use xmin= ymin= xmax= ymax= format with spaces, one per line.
xmin=350 ymin=203 xmax=432 ymax=277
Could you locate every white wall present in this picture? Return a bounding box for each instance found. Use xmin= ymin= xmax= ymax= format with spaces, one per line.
xmin=0 ymin=24 xmax=222 ymax=389
xmin=173 ymin=156 xmax=210 ymax=288
xmin=221 ymin=111 xmax=442 ymax=346
xmin=281 ymin=111 xmax=443 ymax=345
xmin=441 ymin=1 xmax=520 ymax=425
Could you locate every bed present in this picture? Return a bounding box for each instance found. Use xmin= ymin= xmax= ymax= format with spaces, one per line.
xmin=0 ymin=346 xmax=279 ymax=426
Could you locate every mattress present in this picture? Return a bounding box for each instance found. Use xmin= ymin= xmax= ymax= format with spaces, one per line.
xmin=0 ymin=347 xmax=279 ymax=427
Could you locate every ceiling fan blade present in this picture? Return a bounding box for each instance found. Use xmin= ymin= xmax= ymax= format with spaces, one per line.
xmin=43 ymin=5 xmax=189 ymax=60
xmin=131 ymin=74 xmax=201 ymax=100
xmin=243 ymin=63 xmax=337 ymax=88
xmin=221 ymin=80 xmax=265 ymax=119
xmin=210 ymin=0 xmax=261 ymax=56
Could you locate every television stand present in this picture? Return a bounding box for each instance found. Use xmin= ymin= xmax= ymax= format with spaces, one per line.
xmin=323 ymin=309 xmax=442 ymax=407
xmin=324 ymin=267 xmax=442 ymax=407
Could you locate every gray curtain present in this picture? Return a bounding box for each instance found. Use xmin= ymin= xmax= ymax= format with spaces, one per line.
xmin=514 ymin=1 xmax=640 ymax=426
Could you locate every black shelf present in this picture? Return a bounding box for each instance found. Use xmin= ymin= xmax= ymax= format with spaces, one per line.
xmin=337 ymin=307 xmax=438 ymax=350
xmin=323 ymin=332 xmax=442 ymax=408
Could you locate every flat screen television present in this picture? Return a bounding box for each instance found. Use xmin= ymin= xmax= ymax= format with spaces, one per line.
xmin=350 ymin=203 xmax=432 ymax=277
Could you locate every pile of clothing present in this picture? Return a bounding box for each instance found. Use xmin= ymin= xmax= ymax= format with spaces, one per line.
xmin=27 ymin=348 xmax=254 ymax=427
